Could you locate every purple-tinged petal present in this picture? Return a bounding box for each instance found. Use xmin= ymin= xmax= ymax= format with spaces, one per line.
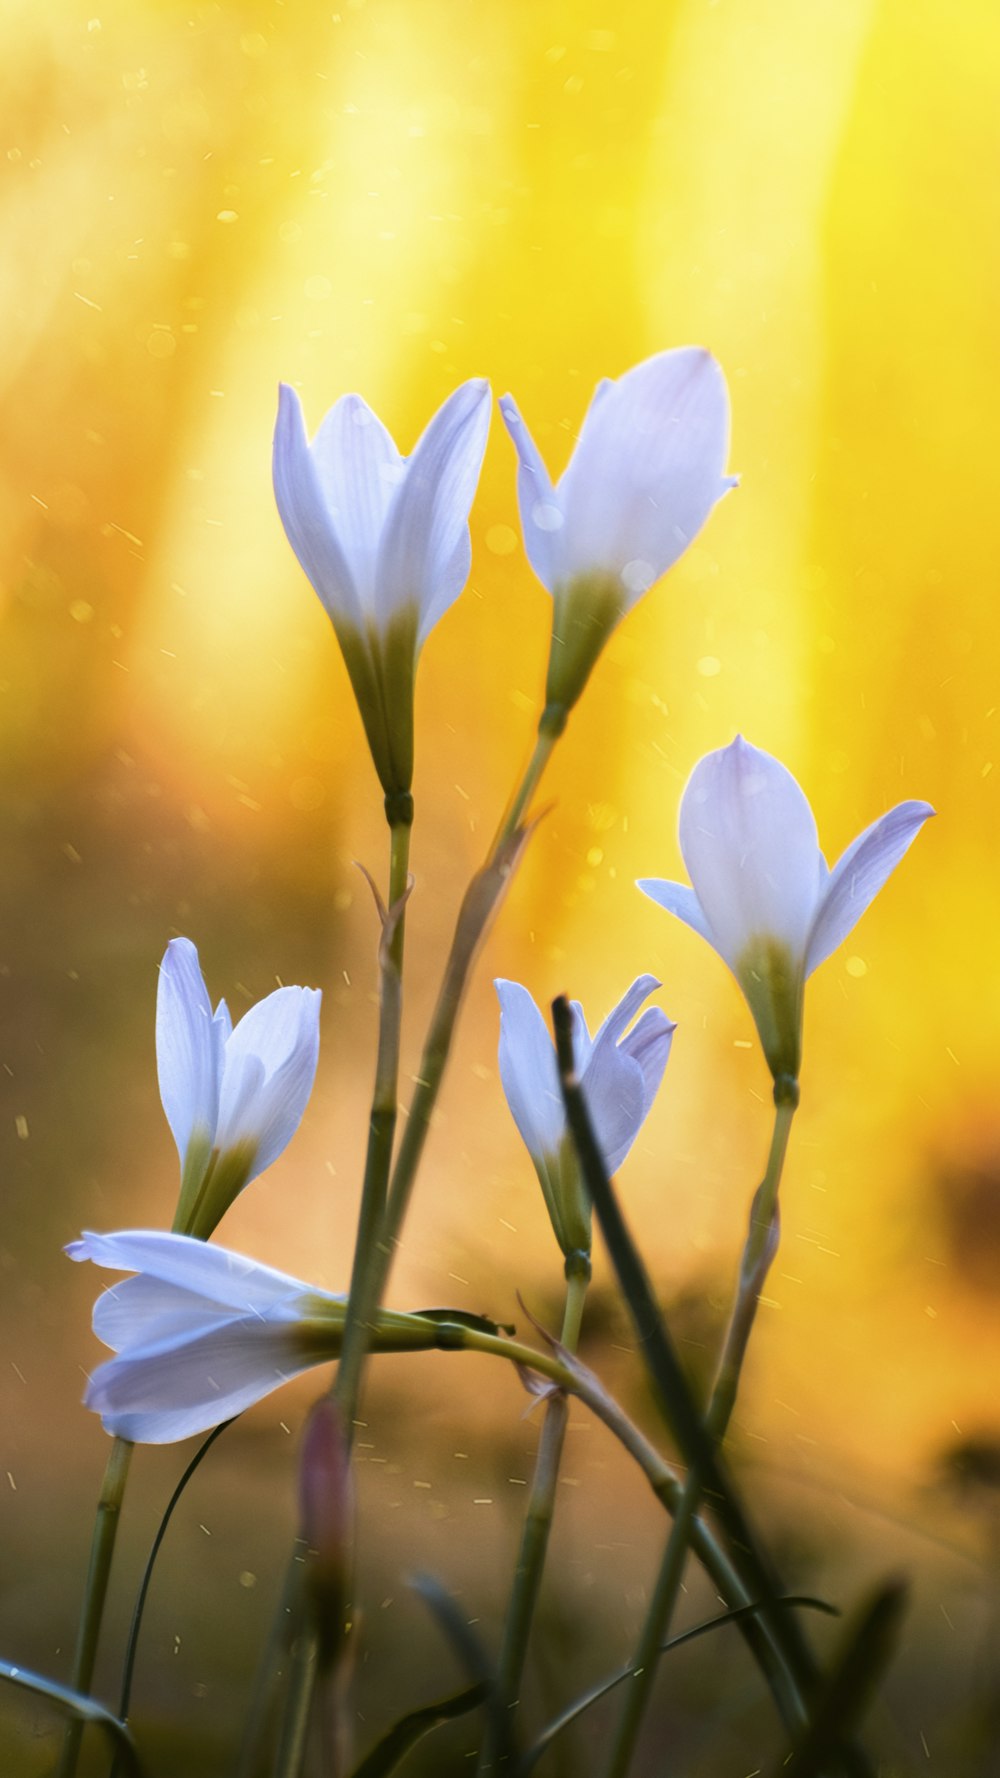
xmin=496 ymin=979 xmax=565 ymax=1162
xmin=636 ymin=879 xmax=715 ymax=947
xmin=309 ymin=394 xmax=402 ymax=615
xmin=273 ymin=383 xmax=365 ymax=630
xmin=215 ymin=986 xmax=322 ymax=1179
xmin=584 ymin=977 xmax=671 ymax=1172
xmin=67 ymin=1229 xmax=318 ymax=1313
xmin=589 ymin=974 xmax=662 ymax=1052
xmin=376 ymin=379 xmax=491 ymax=641
xmin=805 ymin=800 xmax=935 ymax=976
xmin=83 ymin=1315 xmax=324 ymax=1444
xmin=499 ymin=394 xmax=566 ymax=593
xmin=558 ymin=348 xmax=735 ymax=598
xmin=678 ymin=738 xmax=824 ymax=971
xmin=91 ymin=1273 xmax=238 ymax=1354
xmin=156 ymin=939 xmax=221 ymax=1167
xmin=619 ymin=1007 xmax=676 ymax=1119
xmin=579 ymin=1043 xmax=646 ymax=1176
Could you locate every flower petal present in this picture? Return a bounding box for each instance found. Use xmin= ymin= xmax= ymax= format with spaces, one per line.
xmin=91 ymin=1273 xmax=238 ymax=1354
xmin=805 ymin=800 xmax=935 ymax=976
xmin=215 ymin=986 xmax=322 ymax=1178
xmin=678 ymin=738 xmax=824 ymax=970
xmin=635 ymin=879 xmax=715 ymax=947
xmin=495 ymin=979 xmax=565 ymax=1163
xmin=558 ymin=348 xmax=734 ymax=598
xmin=499 ymin=393 xmax=566 ymax=593
xmin=376 ymin=379 xmax=491 ymax=641
xmin=584 ymin=977 xmax=671 ymax=1172
xmin=155 ymin=939 xmax=222 ymax=1166
xmin=83 ymin=1316 xmax=323 ymax=1444
xmin=589 ymin=974 xmax=662 ymax=1052
xmin=67 ymin=1230 xmax=319 ymax=1313
xmin=273 ymin=383 xmax=365 ymax=630
xmin=308 ymin=394 xmax=403 ymax=616
xmin=618 ymin=1007 xmax=676 ymax=1119
xmin=578 ymin=1041 xmax=646 ymax=1176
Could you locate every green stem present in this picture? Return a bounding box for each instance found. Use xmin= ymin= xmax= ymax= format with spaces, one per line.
xmin=601 ymin=1084 xmax=799 ymax=1778
xmin=56 ymin=1435 xmax=134 ymax=1778
xmin=270 ymin=816 xmax=411 ymax=1778
xmin=478 ymin=1254 xmax=591 ymax=1774
xmin=373 ymin=730 xmax=559 ymax=1314
xmin=336 ymin=815 xmax=411 ymax=1415
xmin=493 ymin=714 xmax=562 ymax=850
xmin=270 ymin=1608 xmax=318 ymax=1778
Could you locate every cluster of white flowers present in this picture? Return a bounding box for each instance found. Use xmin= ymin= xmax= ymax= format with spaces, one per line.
xmin=71 ymin=350 xmax=932 ymax=1446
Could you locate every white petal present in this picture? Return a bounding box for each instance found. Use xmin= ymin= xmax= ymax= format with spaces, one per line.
xmin=584 ymin=978 xmax=671 ymax=1173
xmin=309 ymin=394 xmax=402 ymax=616
xmin=215 ymin=987 xmax=322 ymax=1178
xmin=619 ymin=1007 xmax=676 ymax=1119
xmin=558 ymin=348 xmax=734 ymax=597
xmin=83 ymin=1317 xmax=323 ymax=1444
xmin=495 ymin=979 xmax=565 ymax=1163
xmin=589 ymin=974 xmax=662 ymax=1052
xmin=636 ymin=879 xmax=716 ymax=947
xmin=499 ymin=394 xmax=565 ymax=592
xmin=376 ymin=379 xmax=491 ymax=640
xmin=805 ymin=800 xmax=934 ymax=975
xmin=91 ymin=1273 xmax=238 ymax=1354
xmin=578 ymin=1041 xmax=646 ymax=1176
xmin=156 ymin=939 xmax=221 ymax=1166
xmin=678 ymin=738 xmax=824 ymax=970
xmin=68 ymin=1230 xmax=319 ymax=1313
xmin=272 ymin=383 xmax=365 ymax=630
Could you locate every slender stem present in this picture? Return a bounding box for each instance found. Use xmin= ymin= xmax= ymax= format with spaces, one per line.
xmin=56 ymin=1435 xmax=134 ymax=1778
xmin=270 ymin=1609 xmax=318 ymax=1778
xmin=336 ymin=815 xmax=411 ymax=1414
xmin=269 ymin=816 xmax=411 ymax=1778
xmin=478 ymin=1254 xmax=591 ymax=1774
xmin=453 ymin=1321 xmax=806 ymax=1733
xmin=551 ymin=1003 xmax=841 ymax=1752
xmin=493 ymin=717 xmax=561 ymax=850
xmin=602 ymin=1085 xmax=799 ymax=1778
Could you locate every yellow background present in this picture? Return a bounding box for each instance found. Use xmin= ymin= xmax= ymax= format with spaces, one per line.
xmin=2 ymin=0 xmax=998 ymax=1768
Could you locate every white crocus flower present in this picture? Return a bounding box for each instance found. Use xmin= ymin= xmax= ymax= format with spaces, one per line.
xmin=69 ymin=1232 xmax=445 ymax=1444
xmin=638 ymin=737 xmax=934 ymax=1084
xmin=500 ymin=349 xmax=735 ymax=723
xmin=157 ymin=938 xmax=321 ymax=1239
xmin=68 ymin=1231 xmax=346 ymax=1444
xmin=273 ymin=378 xmax=491 ymax=810
xmin=496 ymin=976 xmax=675 ymax=1256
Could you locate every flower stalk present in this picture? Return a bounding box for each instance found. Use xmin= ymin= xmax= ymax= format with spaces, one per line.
xmin=477 ymin=1250 xmax=591 ymax=1775
xmin=602 ymin=1079 xmax=799 ymax=1778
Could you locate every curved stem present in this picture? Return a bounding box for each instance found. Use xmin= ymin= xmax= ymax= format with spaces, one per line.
xmin=56 ymin=1435 xmax=133 ymax=1778
xmin=602 ymin=1087 xmax=799 ymax=1778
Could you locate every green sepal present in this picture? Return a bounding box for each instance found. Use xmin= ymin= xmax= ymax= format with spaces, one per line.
xmin=545 ymin=570 xmax=629 ymax=716
xmin=735 ymin=934 xmax=805 ymax=1083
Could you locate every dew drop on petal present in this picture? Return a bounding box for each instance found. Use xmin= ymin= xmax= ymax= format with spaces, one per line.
xmin=622 ymin=558 xmax=654 ymax=595
xmin=531 ymin=501 xmax=563 ymax=533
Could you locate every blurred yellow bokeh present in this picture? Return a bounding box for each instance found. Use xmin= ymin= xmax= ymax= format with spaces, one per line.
xmin=2 ymin=0 xmax=999 ymax=1763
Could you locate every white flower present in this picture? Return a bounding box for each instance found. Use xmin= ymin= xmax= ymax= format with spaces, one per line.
xmin=158 ymin=938 xmax=321 ymax=1238
xmin=273 ymin=379 xmax=491 ymax=804
xmin=638 ymin=737 xmax=934 ymax=1082
xmin=496 ymin=976 xmax=675 ymax=1255
xmin=68 ymin=1232 xmax=443 ymax=1444
xmin=500 ymin=349 xmax=735 ymax=719
xmin=67 ymin=1230 xmax=346 ymax=1444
